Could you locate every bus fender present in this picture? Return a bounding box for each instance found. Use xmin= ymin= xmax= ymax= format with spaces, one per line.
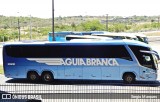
xmin=26 ymin=70 xmax=40 ymax=79
xmin=40 ymin=70 xmax=55 ymax=77
xmin=122 ymin=71 xmax=137 ymax=80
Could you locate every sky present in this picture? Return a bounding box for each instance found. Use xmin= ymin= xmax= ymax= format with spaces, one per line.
xmin=0 ymin=0 xmax=160 ymax=18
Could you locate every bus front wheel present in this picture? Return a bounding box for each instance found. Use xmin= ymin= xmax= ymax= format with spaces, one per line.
xmin=27 ymin=71 xmax=39 ymax=82
xmin=41 ymin=72 xmax=53 ymax=82
xmin=123 ymin=73 xmax=135 ymax=84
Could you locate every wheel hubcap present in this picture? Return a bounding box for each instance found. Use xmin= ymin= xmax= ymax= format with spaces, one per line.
xmin=44 ymin=74 xmax=51 ymax=81
xmin=30 ymin=75 xmax=36 ymax=80
xmin=127 ymin=76 xmax=132 ymax=82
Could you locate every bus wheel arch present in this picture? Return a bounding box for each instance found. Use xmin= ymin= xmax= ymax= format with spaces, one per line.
xmin=27 ymin=71 xmax=40 ymax=82
xmin=41 ymin=71 xmax=54 ymax=82
xmin=123 ymin=72 xmax=136 ymax=84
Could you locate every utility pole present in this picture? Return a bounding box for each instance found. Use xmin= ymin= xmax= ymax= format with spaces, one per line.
xmin=17 ymin=12 xmax=21 ymax=41
xmin=106 ymin=14 xmax=108 ymax=31
xmin=52 ymin=0 xmax=55 ymax=41
xmin=18 ymin=18 xmax=20 ymax=41
xmin=29 ymin=15 xmax=32 ymax=39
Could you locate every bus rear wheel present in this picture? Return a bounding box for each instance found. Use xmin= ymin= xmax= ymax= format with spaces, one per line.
xmin=27 ymin=72 xmax=39 ymax=82
xmin=41 ymin=72 xmax=53 ymax=82
xmin=123 ymin=73 xmax=135 ymax=84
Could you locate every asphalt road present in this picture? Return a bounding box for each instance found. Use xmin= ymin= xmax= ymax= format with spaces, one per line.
xmin=1 ymin=75 xmax=160 ymax=102
xmin=0 ymin=38 xmax=160 ymax=102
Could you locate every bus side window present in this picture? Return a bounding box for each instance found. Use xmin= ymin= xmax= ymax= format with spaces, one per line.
xmin=59 ymin=45 xmax=133 ymax=61
xmin=5 ymin=45 xmax=132 ymax=61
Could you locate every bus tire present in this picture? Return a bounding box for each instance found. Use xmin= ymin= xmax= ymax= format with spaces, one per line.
xmin=27 ymin=71 xmax=39 ymax=82
xmin=41 ymin=72 xmax=53 ymax=82
xmin=123 ymin=73 xmax=135 ymax=84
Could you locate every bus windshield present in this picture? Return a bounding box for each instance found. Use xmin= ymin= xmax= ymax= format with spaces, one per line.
xmin=141 ymin=52 xmax=158 ymax=70
xmin=129 ymin=45 xmax=158 ymax=70
xmin=139 ymin=50 xmax=159 ymax=69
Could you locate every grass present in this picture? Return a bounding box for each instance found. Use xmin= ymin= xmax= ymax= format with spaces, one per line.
xmin=0 ymin=65 xmax=4 ymax=74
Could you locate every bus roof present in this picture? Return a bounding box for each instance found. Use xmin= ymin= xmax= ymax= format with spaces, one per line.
xmin=92 ymin=32 xmax=137 ymax=38
xmin=65 ymin=35 xmax=113 ymax=40
xmin=49 ymin=31 xmax=74 ymax=34
xmin=3 ymin=40 xmax=149 ymax=48
xmin=90 ymin=31 xmax=110 ymax=34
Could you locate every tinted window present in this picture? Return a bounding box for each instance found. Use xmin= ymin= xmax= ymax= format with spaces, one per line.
xmin=129 ymin=45 xmax=155 ymax=69
xmin=82 ymin=33 xmax=92 ymax=35
xmin=5 ymin=45 xmax=132 ymax=60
